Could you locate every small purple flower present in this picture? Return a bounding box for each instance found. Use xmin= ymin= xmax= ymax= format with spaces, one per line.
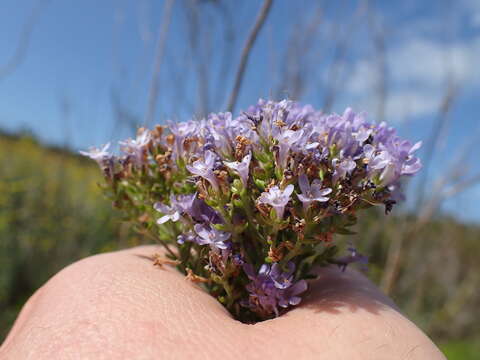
xmin=79 ymin=143 xmax=112 ymax=163
xmin=154 ymin=193 xmax=197 ymax=224
xmin=399 ymin=140 xmax=422 ymax=175
xmin=332 ymin=157 xmax=356 ymax=182
xmin=232 ymin=253 xmax=245 ymax=266
xmin=177 ymin=231 xmax=197 ymax=245
xmin=354 ymin=125 xmax=372 ymax=144
xmin=363 ymin=140 xmax=422 ymax=186
xmin=269 ymin=262 xmax=295 ymax=289
xmin=88 ymin=99 xmax=424 ymax=321
xmin=297 ymin=174 xmax=332 ymax=210
xmin=278 ymin=279 xmax=308 ymax=308
xmin=170 ymin=193 xmax=196 ymax=215
xmin=119 ymin=130 xmax=151 ymax=166
xmin=364 ymin=144 xmax=389 ymax=170
xmin=206 ymin=112 xmax=238 ymax=156
xmin=243 ymin=267 xmax=279 ymax=315
xmin=274 ymin=129 xmax=304 ymax=169
xmin=190 ymin=198 xmax=223 ymax=224
xmin=154 ymin=201 xmax=181 ymax=224
xmin=194 ymin=224 xmax=230 ymax=250
xmin=224 ymin=152 xmax=252 ymax=187
xmin=257 ymin=184 xmax=294 ymax=219
xmin=186 ymin=150 xmax=219 ymax=191
xmin=336 ymin=246 xmax=369 ymax=271
xmin=168 ymin=120 xmax=203 ymax=160
xmin=243 ymin=262 xmax=308 ymax=316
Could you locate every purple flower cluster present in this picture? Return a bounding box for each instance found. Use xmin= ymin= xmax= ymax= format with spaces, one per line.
xmin=82 ymin=99 xmax=422 ymax=321
xmin=243 ymin=262 xmax=308 ymax=317
xmin=84 ymin=99 xmax=421 ymax=195
xmin=171 ymin=100 xmax=418 ymax=193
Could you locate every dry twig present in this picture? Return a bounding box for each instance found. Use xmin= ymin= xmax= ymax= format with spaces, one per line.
xmin=145 ymin=0 xmax=176 ymax=126
xmin=226 ymin=0 xmax=273 ymax=112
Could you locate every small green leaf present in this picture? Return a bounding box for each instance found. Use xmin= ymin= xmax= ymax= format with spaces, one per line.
xmin=254 ymin=179 xmax=266 ymax=191
xmin=335 ymin=227 xmax=357 ymax=235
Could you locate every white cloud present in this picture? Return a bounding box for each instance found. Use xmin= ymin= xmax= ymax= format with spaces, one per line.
xmin=385 ymin=90 xmax=440 ymax=121
xmin=389 ymin=39 xmax=473 ymax=86
xmin=345 ymin=37 xmax=480 ymax=122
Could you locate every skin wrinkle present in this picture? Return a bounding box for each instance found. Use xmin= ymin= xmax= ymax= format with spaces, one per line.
xmin=74 ymin=266 xmax=140 ymax=355
xmin=0 ymin=246 xmax=446 ymax=360
xmin=402 ymin=344 xmax=423 ymax=360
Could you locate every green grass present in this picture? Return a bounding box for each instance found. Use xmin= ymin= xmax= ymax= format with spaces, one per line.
xmin=440 ymin=340 xmax=480 ymax=360
xmin=0 ymin=133 xmax=139 ymax=341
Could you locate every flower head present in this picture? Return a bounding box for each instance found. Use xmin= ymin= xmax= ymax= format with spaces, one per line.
xmin=257 ymin=184 xmax=294 ymax=219
xmin=297 ymin=174 xmax=332 ymax=210
xmin=224 ymin=152 xmax=252 ymax=187
xmin=154 ymin=193 xmax=198 ymax=224
xmin=332 ymin=157 xmax=357 ymax=183
xmin=274 ymin=129 xmax=304 ymax=169
xmin=363 ymin=140 xmax=422 ymax=186
xmin=170 ymin=193 xmax=196 ymax=215
xmin=119 ymin=130 xmax=151 ymax=166
xmin=79 ymin=143 xmax=112 ymax=163
xmin=186 ymin=150 xmax=219 ymax=191
xmin=177 ymin=231 xmax=197 ymax=245
xmin=336 ymin=246 xmax=369 ymax=271
xmin=194 ymin=224 xmax=231 ymax=250
xmin=243 ymin=262 xmax=308 ymax=316
xmin=190 ymin=197 xmax=223 ymax=224
xmin=91 ymin=98 xmax=422 ymax=322
xmin=154 ymin=201 xmax=180 ymax=225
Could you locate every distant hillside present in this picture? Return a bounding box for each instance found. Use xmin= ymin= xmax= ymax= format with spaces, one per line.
xmin=0 ymin=132 xmax=136 ymax=341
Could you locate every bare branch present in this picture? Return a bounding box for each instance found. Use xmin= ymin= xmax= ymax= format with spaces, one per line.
xmin=415 ymin=79 xmax=460 ymax=208
xmin=226 ymin=0 xmax=273 ymax=113
xmin=0 ymin=0 xmax=51 ymax=81
xmin=184 ymin=0 xmax=212 ymax=117
xmin=212 ymin=1 xmax=237 ymax=108
xmin=442 ymin=174 xmax=480 ymax=199
xmin=110 ymin=89 xmax=141 ymax=137
xmin=367 ymin=7 xmax=388 ymax=123
xmin=145 ymin=0 xmax=175 ymax=126
xmin=322 ymin=1 xmax=367 ymax=112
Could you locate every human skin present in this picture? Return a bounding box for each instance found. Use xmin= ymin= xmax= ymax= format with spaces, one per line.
xmin=1 ymin=246 xmax=446 ymax=360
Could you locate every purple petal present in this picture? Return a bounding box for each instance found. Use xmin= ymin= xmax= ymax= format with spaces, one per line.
xmin=298 ymin=174 xmax=310 ymax=194
xmin=289 ymin=280 xmax=308 ymax=296
xmin=157 ymin=215 xmax=171 ymax=224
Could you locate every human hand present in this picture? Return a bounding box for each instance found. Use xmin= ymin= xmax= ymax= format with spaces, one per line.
xmin=1 ymin=246 xmax=446 ymax=359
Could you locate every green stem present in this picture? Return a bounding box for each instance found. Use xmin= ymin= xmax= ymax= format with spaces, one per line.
xmin=281 ymin=239 xmax=303 ymax=265
xmin=135 ymin=224 xmax=178 ymax=260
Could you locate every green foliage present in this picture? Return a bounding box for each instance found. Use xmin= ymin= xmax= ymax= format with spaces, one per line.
xmin=350 ymin=211 xmax=480 ymax=343
xmin=0 ymin=134 xmax=138 ymax=341
xmin=440 ymin=340 xmax=480 ymax=360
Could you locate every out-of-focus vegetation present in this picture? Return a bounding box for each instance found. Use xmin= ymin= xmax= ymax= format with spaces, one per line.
xmin=2 ymin=132 xmax=479 ymax=355
xmin=353 ymin=214 xmax=480 ymax=343
xmin=0 ymin=132 xmax=140 ymax=340
xmin=440 ymin=339 xmax=480 ymax=360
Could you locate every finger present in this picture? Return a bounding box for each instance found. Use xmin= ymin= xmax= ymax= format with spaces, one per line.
xmin=1 ymin=246 xmax=243 ymax=359
xmin=1 ymin=246 xmax=445 ymax=360
xmin=255 ymin=266 xmax=446 ymax=359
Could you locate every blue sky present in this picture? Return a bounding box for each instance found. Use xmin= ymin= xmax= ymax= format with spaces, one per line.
xmin=1 ymin=0 xmax=480 ymax=222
